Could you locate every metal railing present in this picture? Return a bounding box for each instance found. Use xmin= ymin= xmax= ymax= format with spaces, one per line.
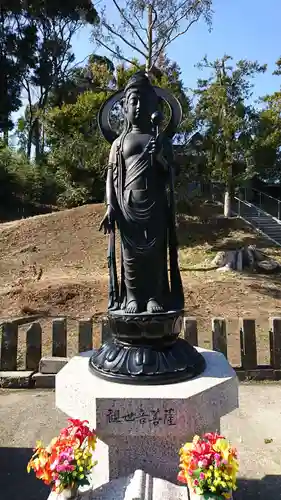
xmin=233 ymin=196 xmax=261 ymax=219
xmin=233 ymin=196 xmax=281 ymax=247
xmin=241 ymin=187 xmax=281 ymax=220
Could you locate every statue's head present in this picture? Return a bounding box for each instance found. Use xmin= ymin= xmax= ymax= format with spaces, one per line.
xmin=123 ymin=71 xmax=159 ymax=127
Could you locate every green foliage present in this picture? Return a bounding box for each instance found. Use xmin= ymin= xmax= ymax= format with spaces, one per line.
xmin=254 ymin=91 xmax=281 ymax=182
xmin=195 ymin=55 xmax=267 ymax=187
xmin=0 ymin=8 xmax=36 ymax=141
xmin=42 ymin=57 xmax=194 ymax=208
xmin=0 ymin=0 xmax=98 ymax=148
xmin=0 ymin=144 xmax=57 ymax=215
xmin=4 ymin=0 xmax=281 ymax=221
xmin=44 ymin=90 xmax=110 ymax=207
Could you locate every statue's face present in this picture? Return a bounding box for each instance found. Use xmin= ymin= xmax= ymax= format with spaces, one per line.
xmin=124 ymin=87 xmax=156 ymax=126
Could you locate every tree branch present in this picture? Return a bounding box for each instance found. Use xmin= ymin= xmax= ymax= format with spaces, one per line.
xmin=95 ymin=38 xmax=140 ymax=67
xmin=154 ymin=0 xmax=201 ymax=35
xmin=151 ymin=4 xmax=158 ymax=29
xmin=131 ymin=11 xmax=147 ymax=33
xmin=163 ymin=16 xmax=200 ymax=46
xmin=103 ymin=21 xmax=147 ymax=59
xmin=146 ymin=4 xmax=153 ymax=72
xmin=112 ymin=0 xmax=148 ymax=50
xmin=71 ymin=53 xmax=93 ymax=69
xmin=152 ymin=16 xmax=200 ymax=66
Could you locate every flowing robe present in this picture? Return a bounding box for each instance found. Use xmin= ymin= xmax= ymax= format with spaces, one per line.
xmin=107 ymin=133 xmax=184 ymax=312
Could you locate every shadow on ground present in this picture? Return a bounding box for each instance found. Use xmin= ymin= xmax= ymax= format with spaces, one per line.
xmin=235 ymin=475 xmax=281 ymax=498
xmin=0 ymin=447 xmax=48 ymax=500
xmin=177 ymin=215 xmax=272 ymax=251
xmin=1 ymin=447 xmax=281 ymax=500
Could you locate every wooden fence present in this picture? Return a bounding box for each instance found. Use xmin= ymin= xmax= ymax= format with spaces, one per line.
xmin=1 ymin=316 xmax=281 ymax=382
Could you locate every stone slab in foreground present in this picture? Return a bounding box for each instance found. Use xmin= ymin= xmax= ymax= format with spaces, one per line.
xmin=48 ymin=469 xmax=188 ymax=500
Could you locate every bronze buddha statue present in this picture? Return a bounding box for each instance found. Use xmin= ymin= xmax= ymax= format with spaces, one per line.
xmin=89 ymin=71 xmax=205 ymax=384
xmin=99 ymin=71 xmax=184 ymax=315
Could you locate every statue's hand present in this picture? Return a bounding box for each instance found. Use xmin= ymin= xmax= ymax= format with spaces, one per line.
xmin=99 ymin=205 xmax=115 ymax=234
xmin=149 ymin=136 xmax=163 ymax=157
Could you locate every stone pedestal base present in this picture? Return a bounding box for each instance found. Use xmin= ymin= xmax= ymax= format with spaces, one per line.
xmin=56 ymin=348 xmax=238 ymax=486
xmin=92 ymin=469 xmax=188 ymax=500
xmin=48 ymin=469 xmax=232 ymax=500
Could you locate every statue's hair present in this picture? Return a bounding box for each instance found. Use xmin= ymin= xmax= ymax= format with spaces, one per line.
xmin=124 ymin=70 xmax=152 ymax=92
xmin=124 ymin=70 xmax=157 ymax=102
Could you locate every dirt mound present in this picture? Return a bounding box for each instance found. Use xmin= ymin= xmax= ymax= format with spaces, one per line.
xmin=0 ymin=204 xmax=109 ymax=319
xmin=2 ymin=280 xmax=108 ymax=319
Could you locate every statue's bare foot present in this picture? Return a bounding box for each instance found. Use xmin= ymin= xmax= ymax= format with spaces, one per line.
xmin=125 ymin=300 xmax=139 ymax=314
xmin=147 ymin=299 xmax=164 ymax=313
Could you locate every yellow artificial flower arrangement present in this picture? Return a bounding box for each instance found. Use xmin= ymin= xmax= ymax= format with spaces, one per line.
xmin=178 ymin=432 xmax=238 ymax=499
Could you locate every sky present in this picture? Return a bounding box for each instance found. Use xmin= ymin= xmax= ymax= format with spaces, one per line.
xmin=13 ymin=0 xmax=281 ymax=127
xmin=72 ymin=0 xmax=281 ymax=104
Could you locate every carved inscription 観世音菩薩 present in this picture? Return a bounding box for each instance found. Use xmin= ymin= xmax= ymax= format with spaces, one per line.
xmin=105 ymin=407 xmax=177 ymax=426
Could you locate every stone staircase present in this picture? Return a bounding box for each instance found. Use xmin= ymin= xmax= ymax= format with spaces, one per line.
xmin=233 ymin=196 xmax=281 ymax=247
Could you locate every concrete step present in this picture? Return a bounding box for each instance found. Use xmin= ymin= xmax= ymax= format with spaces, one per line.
xmin=253 ymin=228 xmax=281 ymax=237
xmin=251 ymin=224 xmax=281 ymax=232
xmin=243 ymin=214 xmax=267 ymax=219
xmin=252 ymin=225 xmax=281 ymax=231
xmin=250 ymin=216 xmax=280 ymax=221
xmin=248 ymin=218 xmax=279 ymax=225
xmin=249 ymin=214 xmax=275 ymax=218
xmin=39 ymin=356 xmax=69 ymax=374
xmin=0 ymin=371 xmax=33 ymax=388
xmin=32 ymin=373 xmax=55 ymax=388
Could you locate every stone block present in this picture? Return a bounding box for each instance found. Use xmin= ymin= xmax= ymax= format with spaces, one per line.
xmin=0 ymin=370 xmax=33 ymax=388
xmin=48 ymin=469 xmax=188 ymax=500
xmin=56 ymin=348 xmax=238 ymax=484
xmin=100 ymin=317 xmax=111 ymax=344
xmin=48 ymin=488 xmax=91 ymax=499
xmin=33 ymin=372 xmax=55 ymax=388
xmin=93 ymin=469 xmax=188 ymax=500
xmin=236 ymin=250 xmax=243 ymax=271
xmin=39 ymin=356 xmax=69 ymax=374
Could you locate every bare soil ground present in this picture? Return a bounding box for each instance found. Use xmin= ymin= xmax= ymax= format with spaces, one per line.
xmin=1 ymin=201 xmax=281 ymax=368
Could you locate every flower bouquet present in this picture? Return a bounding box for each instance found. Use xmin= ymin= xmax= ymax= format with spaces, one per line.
xmin=27 ymin=419 xmax=97 ymax=499
xmin=178 ymin=432 xmax=238 ymax=500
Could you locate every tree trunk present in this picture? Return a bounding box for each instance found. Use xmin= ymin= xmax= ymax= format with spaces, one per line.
xmin=34 ymin=118 xmax=40 ymax=163
xmin=146 ymin=5 xmax=153 ymax=74
xmin=27 ymin=127 xmax=32 ymax=160
xmin=3 ymin=129 xmax=8 ymax=146
xmin=224 ymin=189 xmax=231 ymax=217
xmin=224 ymin=165 xmax=232 ymax=217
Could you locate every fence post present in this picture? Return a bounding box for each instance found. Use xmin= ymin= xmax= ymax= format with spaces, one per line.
xmin=52 ymin=318 xmax=67 ymax=357
xmin=183 ymin=317 xmax=198 ymax=346
xmin=78 ymin=319 xmax=93 ymax=353
xmin=0 ymin=322 xmax=18 ymax=371
xmin=212 ymin=318 xmax=227 ymax=358
xmin=239 ymin=318 xmax=257 ymax=370
xmin=26 ymin=322 xmax=42 ymax=371
xmin=101 ymin=317 xmax=111 ymax=344
xmin=269 ymin=317 xmax=281 ymax=369
xmin=278 ymin=201 xmax=281 ymax=221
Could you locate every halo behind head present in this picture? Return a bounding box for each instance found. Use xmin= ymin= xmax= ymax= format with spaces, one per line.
xmin=98 ymin=78 xmax=182 ymax=144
